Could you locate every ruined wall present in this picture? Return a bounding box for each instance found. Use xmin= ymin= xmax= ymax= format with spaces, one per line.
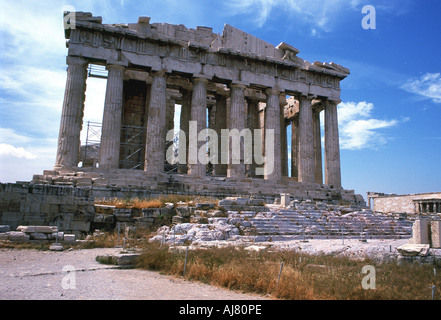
xmin=373 ymin=192 xmax=441 ymax=213
xmin=0 ymin=182 xmax=178 ymax=236
xmin=0 ymin=183 xmax=94 ymax=234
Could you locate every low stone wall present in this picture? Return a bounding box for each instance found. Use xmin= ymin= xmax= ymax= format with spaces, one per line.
xmin=0 ymin=182 xmax=176 ymax=236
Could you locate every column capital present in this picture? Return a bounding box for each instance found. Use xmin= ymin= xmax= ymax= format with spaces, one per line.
xmin=230 ymin=81 xmax=248 ymax=89
xmin=265 ymin=86 xmax=282 ymax=96
xmin=298 ymin=93 xmax=316 ymax=100
xmin=66 ymin=55 xmax=88 ymax=67
xmin=192 ymin=74 xmax=211 ymax=82
xmin=325 ymin=99 xmax=341 ymax=106
xmin=106 ymin=63 xmax=126 ymax=72
xmin=150 ymin=69 xmax=168 ymax=78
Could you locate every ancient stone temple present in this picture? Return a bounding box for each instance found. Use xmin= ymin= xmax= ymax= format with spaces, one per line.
xmin=37 ymin=11 xmax=364 ymax=204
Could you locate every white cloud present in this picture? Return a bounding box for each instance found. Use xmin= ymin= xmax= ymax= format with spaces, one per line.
xmin=0 ymin=144 xmax=36 ymax=159
xmin=336 ymin=101 xmax=400 ymax=150
xmin=402 ymin=73 xmax=441 ymax=104
xmin=226 ymin=0 xmax=374 ymax=30
xmin=0 ymin=128 xmax=33 ymax=145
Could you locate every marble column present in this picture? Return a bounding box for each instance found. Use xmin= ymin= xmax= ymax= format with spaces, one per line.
xmin=280 ymin=95 xmax=288 ymax=177
xmin=313 ymin=108 xmax=323 ymax=184
xmin=324 ymin=100 xmax=342 ymax=187
xmin=264 ymin=88 xmax=282 ymax=181
xmin=144 ymin=70 xmax=167 ymax=174
xmin=188 ymin=77 xmax=208 ymax=178
xmin=165 ymin=97 xmax=176 ymax=165
xmin=291 ymin=116 xmax=300 ymax=180
xmin=55 ymin=56 xmax=88 ymax=168
xmin=246 ymin=98 xmax=260 ymax=178
xmin=178 ymin=89 xmax=191 ymax=174
xmin=99 ymin=64 xmax=125 ymax=169
xmin=213 ymin=92 xmax=228 ymax=176
xmin=227 ymin=83 xmax=247 ymax=179
xmin=298 ymin=95 xmax=315 ymax=183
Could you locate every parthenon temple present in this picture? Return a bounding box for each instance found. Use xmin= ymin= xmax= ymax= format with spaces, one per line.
xmin=37 ymin=12 xmax=365 ymax=204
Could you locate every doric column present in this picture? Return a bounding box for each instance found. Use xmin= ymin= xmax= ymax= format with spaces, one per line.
xmin=264 ymin=87 xmax=282 ymax=181
xmin=279 ymin=95 xmax=288 ymax=177
xmin=246 ymin=98 xmax=260 ymax=178
xmin=213 ymin=92 xmax=228 ymax=176
xmin=55 ymin=56 xmax=88 ymax=168
xmin=291 ymin=116 xmax=300 ymax=180
xmin=298 ymin=95 xmax=315 ymax=183
xmin=165 ymin=96 xmax=176 ymax=165
xmin=313 ymin=108 xmax=323 ymax=184
xmin=324 ymin=100 xmax=342 ymax=187
xmin=144 ymin=70 xmax=167 ymax=174
xmin=188 ymin=77 xmax=208 ymax=178
xmin=99 ymin=64 xmax=125 ymax=169
xmin=227 ymin=83 xmax=247 ymax=179
xmin=178 ymin=89 xmax=191 ymax=174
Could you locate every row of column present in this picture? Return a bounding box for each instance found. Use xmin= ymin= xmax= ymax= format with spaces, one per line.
xmin=417 ymin=201 xmax=441 ymax=214
xmin=55 ymin=56 xmax=342 ymax=187
xmin=290 ymin=97 xmax=341 ymax=186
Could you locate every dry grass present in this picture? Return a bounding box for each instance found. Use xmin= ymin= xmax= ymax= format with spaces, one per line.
xmin=136 ymin=242 xmax=441 ymax=300
xmin=94 ymin=194 xmax=219 ymax=209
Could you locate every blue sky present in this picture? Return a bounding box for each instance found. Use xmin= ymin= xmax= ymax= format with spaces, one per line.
xmin=0 ymin=0 xmax=440 ymax=200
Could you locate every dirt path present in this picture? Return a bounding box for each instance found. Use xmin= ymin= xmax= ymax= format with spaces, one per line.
xmin=0 ymin=248 xmax=267 ymax=300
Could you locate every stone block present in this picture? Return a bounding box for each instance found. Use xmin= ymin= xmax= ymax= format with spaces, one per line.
xmin=175 ymin=207 xmax=191 ymax=218
xmin=63 ymin=234 xmax=76 ymax=242
xmin=0 ymin=225 xmax=10 ymax=233
xmin=69 ymin=221 xmax=91 ymax=232
xmin=0 ymin=233 xmax=9 ymax=240
xmin=431 ymin=220 xmax=441 ymax=248
xmin=50 ymin=232 xmax=64 ymax=241
xmin=29 ymin=232 xmax=48 ymax=240
xmin=412 ymin=218 xmax=431 ymax=245
xmin=218 ymin=199 xmax=234 ymax=207
xmin=196 ymin=203 xmax=215 ymax=209
xmin=94 ymin=204 xmax=115 ymax=214
xmin=280 ymin=193 xmax=290 ymax=207
xmin=60 ymin=204 xmax=80 ymax=213
xmin=17 ymin=226 xmax=56 ymax=234
xmin=93 ymin=214 xmax=114 ymax=224
xmin=397 ymin=244 xmax=430 ymax=256
xmin=117 ymin=253 xmax=140 ymax=266
xmin=49 ymin=243 xmax=64 ymax=251
xmin=250 ymin=199 xmax=265 ymax=206
xmin=7 ymin=201 xmax=21 ymax=212
xmin=9 ymin=231 xmax=30 ymax=243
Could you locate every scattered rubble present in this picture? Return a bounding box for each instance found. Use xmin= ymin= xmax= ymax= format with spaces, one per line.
xmin=0 ymin=224 xmax=75 ymax=245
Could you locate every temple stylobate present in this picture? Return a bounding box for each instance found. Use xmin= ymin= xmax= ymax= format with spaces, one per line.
xmin=50 ymin=12 xmax=364 ymax=204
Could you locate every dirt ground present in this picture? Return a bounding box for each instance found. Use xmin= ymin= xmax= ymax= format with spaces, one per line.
xmin=0 ymin=247 xmax=267 ymax=300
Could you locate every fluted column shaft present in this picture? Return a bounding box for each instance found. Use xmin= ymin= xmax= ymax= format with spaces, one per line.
xmin=213 ymin=93 xmax=228 ymax=176
xmin=324 ymin=100 xmax=342 ymax=187
xmin=280 ymin=95 xmax=288 ymax=177
xmin=178 ymin=89 xmax=191 ymax=174
xmin=145 ymin=71 xmax=167 ymax=174
xmin=227 ymin=84 xmax=246 ymax=179
xmin=246 ymin=99 xmax=260 ymax=178
xmin=291 ymin=117 xmax=300 ymax=180
xmin=188 ymin=78 xmax=207 ymax=177
xmin=313 ymin=109 xmax=323 ymax=184
xmin=264 ymin=88 xmax=282 ymax=180
xmin=55 ymin=56 xmax=88 ymax=168
xmin=298 ymin=95 xmax=315 ymax=183
xmin=99 ymin=64 xmax=125 ymax=169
